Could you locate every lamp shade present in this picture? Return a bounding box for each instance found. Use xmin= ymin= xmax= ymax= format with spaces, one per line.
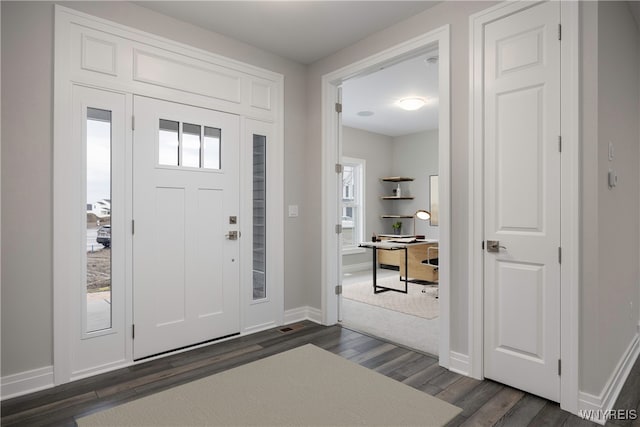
xmin=415 ymin=210 xmax=431 ymax=221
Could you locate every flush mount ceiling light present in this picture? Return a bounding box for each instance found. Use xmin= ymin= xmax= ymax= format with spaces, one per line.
xmin=357 ymin=110 xmax=375 ymax=117
xmin=397 ymin=97 xmax=426 ymax=111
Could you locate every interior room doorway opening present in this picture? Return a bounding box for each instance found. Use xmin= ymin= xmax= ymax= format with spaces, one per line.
xmin=321 ymin=25 xmax=451 ymax=367
xmin=338 ymin=50 xmax=442 ymax=355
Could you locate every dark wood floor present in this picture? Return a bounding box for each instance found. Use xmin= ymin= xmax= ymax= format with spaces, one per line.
xmin=2 ymin=322 xmax=639 ymax=426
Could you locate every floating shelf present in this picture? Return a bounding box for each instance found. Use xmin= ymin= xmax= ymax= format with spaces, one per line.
xmin=381 ymin=176 xmax=414 ymax=182
xmin=381 ymin=196 xmax=414 ymax=200
xmin=381 ymin=214 xmax=413 ymax=219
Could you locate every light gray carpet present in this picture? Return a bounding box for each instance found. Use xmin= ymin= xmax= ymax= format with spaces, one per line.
xmin=344 ymin=278 xmax=439 ymax=319
xmin=78 ymin=344 xmax=460 ymax=426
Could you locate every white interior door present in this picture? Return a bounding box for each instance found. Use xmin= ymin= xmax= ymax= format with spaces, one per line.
xmin=133 ymin=96 xmax=240 ymax=359
xmin=483 ymin=1 xmax=561 ymax=402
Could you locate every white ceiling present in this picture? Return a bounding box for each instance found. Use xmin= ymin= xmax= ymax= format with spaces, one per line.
xmin=134 ymin=1 xmax=441 ymax=136
xmin=342 ymin=52 xmax=439 ymax=137
xmin=134 ymin=1 xmax=440 ymax=65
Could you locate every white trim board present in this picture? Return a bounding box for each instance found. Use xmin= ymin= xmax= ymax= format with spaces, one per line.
xmin=321 ymin=25 xmax=451 ymax=368
xmin=449 ymin=351 xmax=470 ymax=376
xmin=578 ymin=333 xmax=640 ymax=425
xmin=1 ymin=366 xmax=54 ymax=400
xmin=284 ymin=307 xmax=323 ymax=325
xmin=468 ymin=0 xmax=580 ymax=414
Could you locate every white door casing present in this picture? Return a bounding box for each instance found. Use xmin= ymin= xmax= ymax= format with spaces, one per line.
xmin=133 ymin=96 xmax=240 ymax=359
xmin=482 ymin=1 xmax=561 ymax=402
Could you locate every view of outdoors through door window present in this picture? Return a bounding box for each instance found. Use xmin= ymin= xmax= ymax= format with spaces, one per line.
xmin=86 ymin=107 xmax=112 ymax=333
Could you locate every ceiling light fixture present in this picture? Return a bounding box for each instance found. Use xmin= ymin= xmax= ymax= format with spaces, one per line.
xmin=357 ymin=110 xmax=374 ymax=117
xmin=398 ymin=97 xmax=426 ymax=111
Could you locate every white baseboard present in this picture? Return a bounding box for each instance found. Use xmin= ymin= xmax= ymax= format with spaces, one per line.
xmin=578 ymin=332 xmax=640 ymax=425
xmin=284 ymin=306 xmax=323 ymax=325
xmin=449 ymin=351 xmax=470 ymax=376
xmin=1 ymin=365 xmax=54 ymax=400
xmin=342 ymin=262 xmax=371 ymax=274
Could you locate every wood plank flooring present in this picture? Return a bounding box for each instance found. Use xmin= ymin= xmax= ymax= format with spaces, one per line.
xmin=2 ymin=322 xmax=639 ymax=426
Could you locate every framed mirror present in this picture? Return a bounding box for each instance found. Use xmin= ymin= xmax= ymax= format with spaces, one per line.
xmin=430 ymin=175 xmax=439 ymax=226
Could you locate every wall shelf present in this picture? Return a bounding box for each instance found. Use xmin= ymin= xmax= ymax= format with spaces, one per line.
xmin=381 ymin=176 xmax=414 ymax=182
xmin=381 ymin=196 xmax=414 ymax=200
xmin=380 ymin=214 xmax=413 ymax=219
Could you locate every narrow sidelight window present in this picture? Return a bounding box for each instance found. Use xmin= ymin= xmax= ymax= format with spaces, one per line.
xmin=253 ymin=134 xmax=267 ymax=300
xmin=86 ymin=107 xmax=112 ymax=333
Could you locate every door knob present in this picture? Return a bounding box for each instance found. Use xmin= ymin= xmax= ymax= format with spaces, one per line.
xmin=487 ymin=240 xmax=506 ymax=252
xmin=226 ymin=231 xmax=238 ymax=240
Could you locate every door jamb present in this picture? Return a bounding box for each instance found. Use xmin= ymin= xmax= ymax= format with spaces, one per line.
xmin=468 ymin=0 xmax=580 ymax=413
xmin=321 ymin=25 xmax=451 ymax=367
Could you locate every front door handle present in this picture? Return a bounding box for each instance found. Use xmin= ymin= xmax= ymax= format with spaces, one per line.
xmin=226 ymin=231 xmax=238 ymax=240
xmin=487 ymin=240 xmax=507 ymax=253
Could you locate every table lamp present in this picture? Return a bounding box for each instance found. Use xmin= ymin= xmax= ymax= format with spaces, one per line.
xmin=413 ymin=209 xmax=431 ymax=237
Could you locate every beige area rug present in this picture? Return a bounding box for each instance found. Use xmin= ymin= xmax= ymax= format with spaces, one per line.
xmin=344 ymin=277 xmax=439 ymax=319
xmin=78 ymin=344 xmax=460 ymax=426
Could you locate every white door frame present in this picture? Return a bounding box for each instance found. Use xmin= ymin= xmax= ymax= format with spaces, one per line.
xmin=468 ymin=0 xmax=580 ymax=413
xmin=321 ymin=25 xmax=451 ymax=367
xmin=53 ymin=6 xmax=284 ymax=385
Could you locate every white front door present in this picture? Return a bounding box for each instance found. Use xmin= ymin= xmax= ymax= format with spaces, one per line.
xmin=133 ymin=96 xmax=240 ymax=359
xmin=483 ymin=1 xmax=561 ymax=401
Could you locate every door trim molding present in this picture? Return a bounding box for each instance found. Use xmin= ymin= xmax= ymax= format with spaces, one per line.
xmin=468 ymin=0 xmax=580 ymax=413
xmin=320 ymin=25 xmax=451 ymax=367
xmin=54 ymin=5 xmax=284 ymax=385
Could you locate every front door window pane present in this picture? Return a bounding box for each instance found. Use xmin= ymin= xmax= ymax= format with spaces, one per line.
xmin=159 ymin=119 xmax=179 ymax=166
xmin=86 ymin=107 xmax=112 ymax=333
xmin=203 ymin=127 xmax=221 ymax=169
xmin=182 ymin=123 xmax=201 ymax=168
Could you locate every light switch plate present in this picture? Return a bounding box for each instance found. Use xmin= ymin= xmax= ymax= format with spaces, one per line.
xmin=288 ymin=205 xmax=299 ymax=217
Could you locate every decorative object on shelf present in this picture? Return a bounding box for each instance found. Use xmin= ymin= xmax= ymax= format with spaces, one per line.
xmin=392 ymin=221 xmax=403 ymax=235
xmin=396 ymin=183 xmax=402 ymax=197
xmin=413 ymin=209 xmax=431 ymax=236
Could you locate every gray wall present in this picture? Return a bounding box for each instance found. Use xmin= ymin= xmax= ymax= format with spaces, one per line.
xmin=580 ymin=1 xmax=640 ymax=395
xmin=307 ymin=0 xmax=497 ymax=356
xmin=342 ymin=127 xmax=393 ymax=267
xmin=391 ymin=130 xmax=439 ymax=239
xmin=1 ymin=1 xmax=309 ymax=376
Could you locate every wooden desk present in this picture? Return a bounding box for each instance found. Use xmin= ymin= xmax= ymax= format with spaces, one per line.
xmin=359 ymin=239 xmax=439 ymax=293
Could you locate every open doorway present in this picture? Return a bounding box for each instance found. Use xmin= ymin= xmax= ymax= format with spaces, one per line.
xmin=339 ymin=51 xmax=441 ymax=355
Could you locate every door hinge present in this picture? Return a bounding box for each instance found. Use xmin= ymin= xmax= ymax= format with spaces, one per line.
xmin=132 ymin=324 xmax=135 ymax=339
xmin=335 ymin=224 xmax=343 ymax=234
xmin=482 ymin=240 xmax=485 ymax=250
xmin=132 ymin=115 xmax=135 ymax=131
xmin=558 ymin=24 xmax=562 ymax=41
xmin=132 ymin=219 xmax=135 ymax=235
xmin=335 ymin=163 xmax=344 ymax=173
xmin=335 ymin=285 xmax=343 ymax=295
xmin=558 ymin=359 xmax=562 ymax=376
xmin=558 ymin=135 xmax=562 ymax=153
xmin=335 ymin=102 xmax=342 ymax=113
xmin=558 ymin=247 xmax=562 ymax=264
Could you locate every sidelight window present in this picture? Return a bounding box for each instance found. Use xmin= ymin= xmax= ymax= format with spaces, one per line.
xmin=253 ymin=134 xmax=267 ymax=300
xmin=86 ymin=107 xmax=112 ymax=333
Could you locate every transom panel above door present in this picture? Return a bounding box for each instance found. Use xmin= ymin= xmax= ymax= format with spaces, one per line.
xmin=133 ymin=96 xmax=240 ymax=360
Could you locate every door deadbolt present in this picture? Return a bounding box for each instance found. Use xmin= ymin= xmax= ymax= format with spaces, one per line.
xmin=487 ymin=240 xmax=507 ymax=253
xmin=226 ymin=231 xmax=238 ymax=240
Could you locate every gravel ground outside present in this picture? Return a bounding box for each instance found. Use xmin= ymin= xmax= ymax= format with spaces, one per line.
xmin=87 ymin=248 xmax=111 ymax=292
